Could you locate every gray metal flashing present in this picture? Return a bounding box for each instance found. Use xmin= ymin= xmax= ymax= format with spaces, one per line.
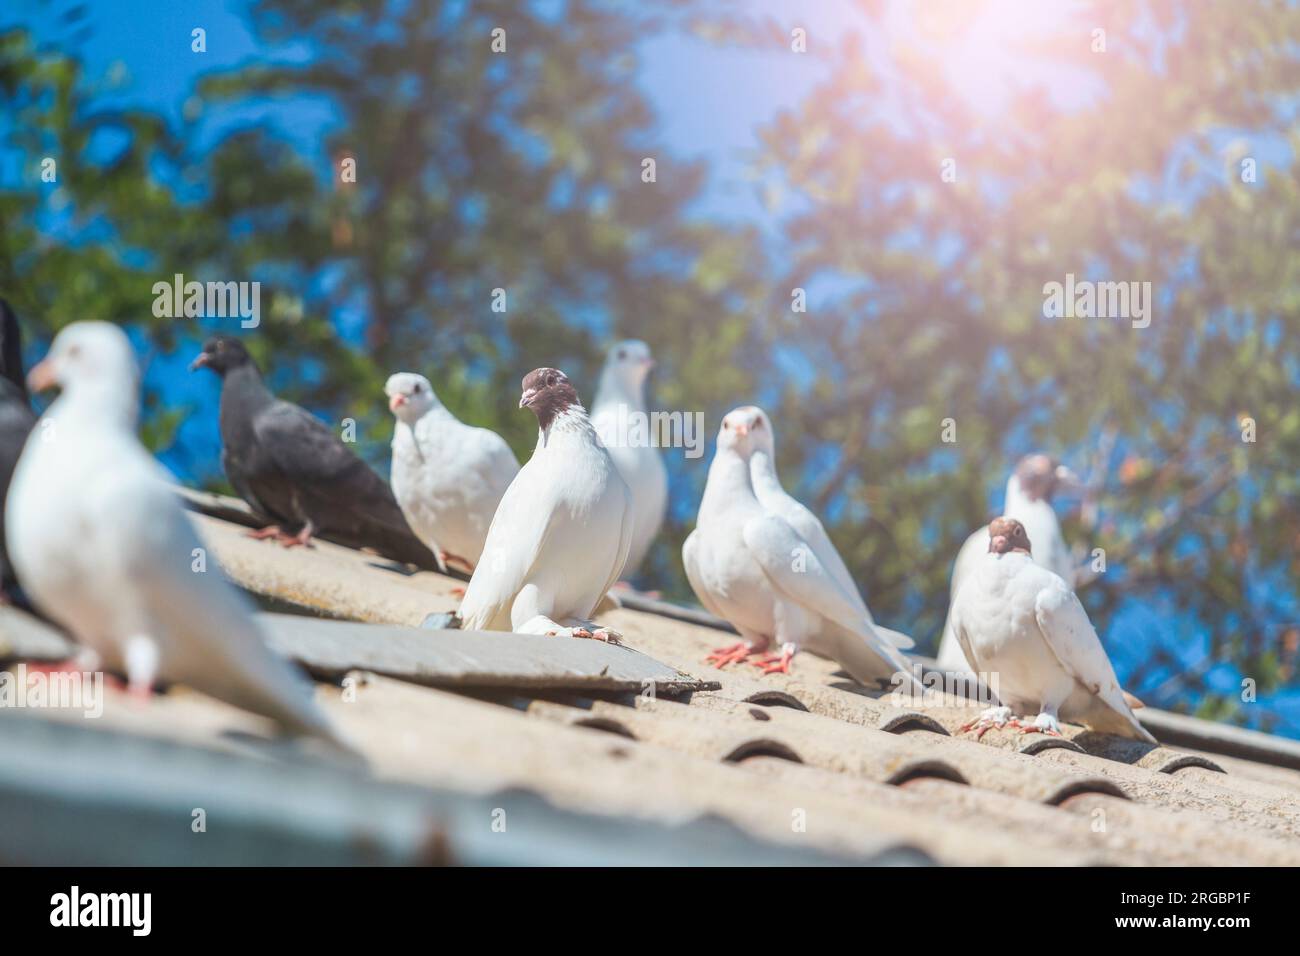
xmin=258 ymin=612 xmax=720 ymax=695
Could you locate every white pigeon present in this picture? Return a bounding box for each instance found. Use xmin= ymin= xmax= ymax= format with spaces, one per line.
xmin=589 ymin=339 xmax=667 ymax=578
xmin=682 ymin=407 xmax=921 ymax=691
xmin=739 ymin=405 xmax=915 ymax=653
xmin=457 ymin=367 xmax=632 ymax=641
xmin=948 ymin=516 xmax=1154 ymax=742
xmin=385 ymin=372 xmax=519 ymax=574
xmin=6 ymin=322 xmax=343 ymax=745
xmin=936 ymin=453 xmax=1082 ymax=672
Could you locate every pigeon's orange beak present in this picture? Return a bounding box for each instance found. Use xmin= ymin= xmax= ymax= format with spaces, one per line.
xmin=519 ymin=388 xmax=538 ymax=409
xmin=990 ymin=534 xmax=1008 ymax=554
xmin=26 ymin=357 xmax=57 ymax=394
xmin=388 ymin=393 xmax=408 ymax=412
xmin=189 ymin=352 xmax=211 ymax=372
xmin=732 ymin=422 xmax=748 ymax=437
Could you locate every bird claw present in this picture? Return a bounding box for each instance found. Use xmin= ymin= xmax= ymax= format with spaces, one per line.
xmin=705 ymin=642 xmax=757 ymax=669
xmin=1019 ymin=714 xmax=1064 ymax=736
xmin=438 ymin=550 xmax=473 ymax=573
xmin=246 ymin=524 xmax=313 ymax=548
xmin=545 ymin=624 xmax=622 ymax=644
xmin=959 ymin=706 xmax=1021 ymax=738
xmin=281 ymin=526 xmax=314 ymax=549
xmin=751 ymin=651 xmax=794 ymax=675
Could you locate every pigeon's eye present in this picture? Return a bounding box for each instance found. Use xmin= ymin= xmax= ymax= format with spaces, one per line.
xmin=412 ymin=383 xmax=422 ymax=393
xmin=545 ymin=374 xmax=557 ymax=387
xmin=617 ymin=349 xmax=627 ymax=360
xmin=752 ymin=418 xmax=763 ymax=429
xmin=67 ymin=345 xmax=81 ymax=359
xmin=722 ymin=420 xmax=730 ymax=430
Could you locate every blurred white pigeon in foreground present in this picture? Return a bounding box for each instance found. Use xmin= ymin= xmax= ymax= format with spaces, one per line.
xmin=683 ymin=406 xmax=920 ymax=691
xmin=589 ymin=339 xmax=667 ymax=579
xmin=948 ymin=516 xmax=1154 ymax=742
xmin=6 ymin=322 xmax=343 ymax=745
xmin=385 ymin=372 xmax=519 ymax=573
xmin=937 ymin=453 xmax=1081 ymax=672
xmin=457 ymin=367 xmax=632 ymax=641
xmin=740 ymin=405 xmax=915 ymax=653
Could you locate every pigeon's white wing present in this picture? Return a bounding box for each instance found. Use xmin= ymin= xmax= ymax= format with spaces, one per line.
xmin=104 ymin=459 xmax=342 ymax=744
xmin=457 ymin=462 xmax=557 ymax=631
xmin=469 ymin=425 xmax=522 ymax=485
xmin=936 ymin=525 xmax=990 ymax=669
xmin=947 ymin=582 xmax=982 ymax=674
xmin=768 ymin=495 xmax=868 ymax=615
xmin=682 ymin=529 xmax=727 ymax=621
xmin=1033 ymin=577 xmax=1154 ymax=742
xmin=766 ymin=492 xmax=913 ymax=650
xmin=742 ymin=513 xmax=914 ymax=685
xmin=593 ymin=478 xmax=634 ymax=608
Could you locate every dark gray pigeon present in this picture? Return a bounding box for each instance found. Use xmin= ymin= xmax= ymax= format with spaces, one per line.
xmin=191 ymin=335 xmax=438 ymax=569
xmin=0 ymin=299 xmax=36 ymax=601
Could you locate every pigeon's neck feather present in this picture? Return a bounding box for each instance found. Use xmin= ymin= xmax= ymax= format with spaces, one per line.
xmin=700 ymin=448 xmax=754 ymax=518
xmin=535 ymin=404 xmax=594 ymax=450
xmin=749 ymin=450 xmax=784 ymax=499
xmin=50 ymin=381 xmax=139 ymax=432
xmin=593 ymin=367 xmax=646 ymax=417
xmin=219 ymin=363 xmax=275 ymax=428
xmin=1005 ymin=474 xmax=1046 ymax=511
xmin=1003 ymin=475 xmax=1062 ymax=557
xmin=399 ymin=406 xmax=460 ymax=462
xmin=225 ymin=362 xmax=274 ymax=402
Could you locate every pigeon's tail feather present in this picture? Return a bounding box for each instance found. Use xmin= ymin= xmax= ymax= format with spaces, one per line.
xmin=594 ymin=589 xmax=621 ymax=615
xmin=875 ymin=624 xmax=915 ymax=651
xmin=202 ymin=645 xmax=354 ymax=751
xmin=330 ymin=492 xmax=441 ymax=569
xmin=1083 ymin=690 xmax=1157 ymax=743
xmin=358 ymin=515 xmax=441 ymax=568
xmin=832 ymin=623 xmax=923 ymax=695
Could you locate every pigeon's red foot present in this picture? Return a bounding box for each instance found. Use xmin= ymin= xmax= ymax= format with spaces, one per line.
xmin=706 ymin=641 xmax=758 ymax=669
xmin=246 ymin=525 xmax=284 ymax=541
xmin=958 ymin=706 xmax=1021 ymax=740
xmin=1020 ymin=724 xmax=1063 ymax=737
xmin=449 ymin=586 xmax=466 ymax=597
xmin=570 ymin=626 xmax=621 ymax=644
xmin=438 ymin=550 xmax=473 ymax=573
xmin=751 ymin=647 xmax=795 ymax=675
xmin=281 ymin=526 xmax=312 ymax=548
xmin=1018 ymin=713 xmax=1064 ymax=737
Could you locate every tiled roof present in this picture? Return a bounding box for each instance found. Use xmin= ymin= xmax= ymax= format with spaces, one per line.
xmin=1 ymin=489 xmax=1298 ymax=866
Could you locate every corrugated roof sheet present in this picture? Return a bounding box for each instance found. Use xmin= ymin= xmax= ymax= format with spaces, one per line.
xmin=1 ymin=490 xmax=1298 ymax=866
